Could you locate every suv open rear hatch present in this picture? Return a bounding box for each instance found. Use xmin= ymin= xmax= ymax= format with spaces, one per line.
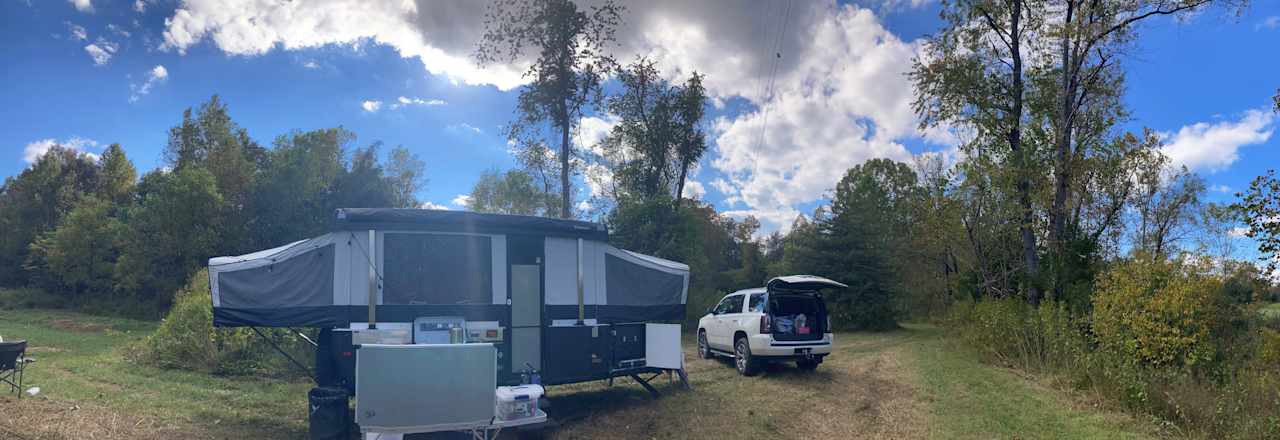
xmin=765 ymin=276 xmax=846 ymax=342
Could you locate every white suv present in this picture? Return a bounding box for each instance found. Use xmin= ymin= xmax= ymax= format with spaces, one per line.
xmin=697 ymin=275 xmax=845 ymax=376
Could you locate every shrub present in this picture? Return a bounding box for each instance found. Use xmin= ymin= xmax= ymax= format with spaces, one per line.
xmin=0 ymin=288 xmax=68 ymax=310
xmin=945 ymin=297 xmax=1086 ymax=373
xmin=132 ymin=269 xmax=312 ymax=376
xmin=1091 ymin=257 xmax=1226 ymax=371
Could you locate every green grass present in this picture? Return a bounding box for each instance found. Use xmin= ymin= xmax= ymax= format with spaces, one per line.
xmin=1 ymin=308 xmax=1166 ymax=439
xmin=0 ymin=308 xmax=311 ymax=438
xmin=907 ymin=324 xmax=1157 ymax=439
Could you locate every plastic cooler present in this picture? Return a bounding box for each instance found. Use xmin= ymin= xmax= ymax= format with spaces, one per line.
xmin=495 ymin=385 xmax=544 ymax=421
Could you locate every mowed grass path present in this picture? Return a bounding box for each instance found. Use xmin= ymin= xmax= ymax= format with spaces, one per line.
xmin=1 ymin=309 xmax=1160 ymax=439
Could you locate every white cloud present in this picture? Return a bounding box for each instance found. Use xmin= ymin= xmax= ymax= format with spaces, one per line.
xmin=160 ymin=0 xmax=527 ymax=90
xmin=68 ymin=0 xmax=93 ymax=13
xmin=1229 ymin=226 xmax=1250 ymax=238
xmin=575 ymin=115 xmax=618 ymax=154
xmin=129 ymin=65 xmax=169 ymax=103
xmin=134 ymin=0 xmax=147 ymax=13
xmin=23 ymin=137 xmax=101 ymax=164
xmin=683 ymin=180 xmax=706 ymax=200
xmin=302 ymin=60 xmax=320 ymax=69
xmin=707 ymin=4 xmax=933 ymax=232
xmin=1209 ymin=184 xmax=1232 ymax=194
xmin=451 ymin=194 xmax=471 ymax=208
xmin=450 ymin=123 xmax=482 ymax=134
xmin=66 ymin=22 xmax=87 ymax=41
xmin=391 ymin=96 xmax=446 ymax=109
xmin=107 ymin=24 xmax=131 ymax=38
xmin=361 ymin=100 xmax=382 ymax=112
xmin=155 ymin=1 xmax=956 ymax=232
xmin=1161 ymin=108 xmax=1275 ymax=173
xmin=1257 ymin=16 xmax=1280 ymax=30
xmin=419 ymin=201 xmax=450 ymax=210
xmin=84 ymin=38 xmax=118 ymax=65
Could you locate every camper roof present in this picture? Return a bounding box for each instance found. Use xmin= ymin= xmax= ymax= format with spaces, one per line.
xmin=333 ymin=208 xmax=609 ymax=241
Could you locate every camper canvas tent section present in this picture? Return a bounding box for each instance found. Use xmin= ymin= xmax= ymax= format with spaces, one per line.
xmin=207 ymin=208 xmax=689 ymax=385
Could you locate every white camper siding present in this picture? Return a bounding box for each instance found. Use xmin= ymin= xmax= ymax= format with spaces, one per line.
xmin=491 ymin=235 xmax=507 ymax=305
xmin=333 ymin=232 xmax=351 ymax=307
xmin=345 ymin=231 xmax=375 ymax=307
xmin=544 ymin=237 xmax=578 ymax=306
xmin=545 ymin=237 xmax=607 ymax=307
xmin=585 ymin=239 xmax=606 ymax=305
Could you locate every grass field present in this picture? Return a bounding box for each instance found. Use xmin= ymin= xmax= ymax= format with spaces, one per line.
xmin=0 ymin=309 xmax=1164 ymax=439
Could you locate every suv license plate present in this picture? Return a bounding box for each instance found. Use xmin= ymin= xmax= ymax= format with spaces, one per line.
xmin=794 ymin=348 xmax=811 ymax=355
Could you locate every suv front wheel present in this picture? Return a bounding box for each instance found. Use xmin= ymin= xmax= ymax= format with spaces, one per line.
xmin=698 ymin=331 xmax=712 ymax=359
xmin=734 ymin=336 xmax=759 ymax=376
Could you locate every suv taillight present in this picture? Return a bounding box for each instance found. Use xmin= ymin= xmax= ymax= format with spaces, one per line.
xmin=760 ymin=314 xmax=771 ymax=334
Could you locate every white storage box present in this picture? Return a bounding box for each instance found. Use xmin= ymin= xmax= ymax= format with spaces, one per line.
xmin=495 ymin=385 xmax=544 ymax=421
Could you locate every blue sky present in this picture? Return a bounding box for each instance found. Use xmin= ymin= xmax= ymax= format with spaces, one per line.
xmin=2 ymin=0 xmax=1278 ymax=242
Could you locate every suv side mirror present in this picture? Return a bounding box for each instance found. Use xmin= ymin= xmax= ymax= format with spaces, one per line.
xmin=706 ymin=306 xmax=716 ymax=316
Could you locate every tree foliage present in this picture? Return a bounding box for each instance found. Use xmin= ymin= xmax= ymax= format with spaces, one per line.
xmin=476 ymin=0 xmax=624 ymax=218
xmin=1 ymin=96 xmax=427 ymax=311
xmin=467 ymin=169 xmax=560 ymax=216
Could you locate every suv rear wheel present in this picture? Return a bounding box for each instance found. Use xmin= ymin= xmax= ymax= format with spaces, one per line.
xmin=734 ymin=336 xmax=759 ymax=376
xmin=697 ymin=331 xmax=712 ymax=359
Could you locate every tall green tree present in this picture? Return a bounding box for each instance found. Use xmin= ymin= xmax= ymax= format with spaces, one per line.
xmin=476 ymin=0 xmax=624 ymax=218
xmin=467 ymin=169 xmax=560 ymax=216
xmin=26 ymin=196 xmax=124 ymax=297
xmin=386 ymin=145 xmax=426 ymax=208
xmin=1239 ymin=169 xmax=1280 ymax=277
xmin=115 ymin=167 xmax=224 ymax=304
xmin=913 ymin=0 xmax=1047 ymax=304
xmin=597 ymin=57 xmax=708 ymax=206
xmin=250 ymin=128 xmax=349 ymax=247
xmin=165 ymin=95 xmax=264 ymax=253
xmin=96 ymin=143 xmax=137 ymax=205
xmin=1044 ymin=0 xmax=1239 ymax=301
xmin=0 ymin=146 xmax=100 ymax=286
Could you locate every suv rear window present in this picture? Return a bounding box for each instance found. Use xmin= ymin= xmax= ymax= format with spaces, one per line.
xmin=748 ymin=293 xmax=765 ymax=313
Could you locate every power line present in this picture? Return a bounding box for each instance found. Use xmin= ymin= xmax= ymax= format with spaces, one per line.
xmin=754 ymin=0 xmax=795 ymax=157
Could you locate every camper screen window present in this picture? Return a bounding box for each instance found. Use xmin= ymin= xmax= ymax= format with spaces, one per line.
xmin=383 ymin=233 xmax=493 ymax=305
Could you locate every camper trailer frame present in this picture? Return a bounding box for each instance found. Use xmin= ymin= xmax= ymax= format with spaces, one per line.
xmin=208 ymin=209 xmax=690 ymax=392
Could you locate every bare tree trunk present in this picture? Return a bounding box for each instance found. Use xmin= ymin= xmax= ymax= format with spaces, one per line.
xmin=674 ymin=159 xmax=689 ymax=210
xmin=1008 ymin=0 xmax=1042 ymax=306
xmin=560 ymin=116 xmax=572 ymax=219
xmin=1048 ymin=0 xmax=1076 ymax=304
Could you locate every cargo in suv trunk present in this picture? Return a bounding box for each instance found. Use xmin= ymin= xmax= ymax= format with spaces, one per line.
xmin=768 ymin=293 xmax=826 ymax=342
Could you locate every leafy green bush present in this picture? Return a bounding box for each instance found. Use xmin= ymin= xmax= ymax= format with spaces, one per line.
xmin=1092 ymin=257 xmax=1226 ymax=371
xmin=946 ymin=298 xmax=1086 ymax=373
xmin=0 ymin=288 xmax=67 ymax=310
xmin=132 ymin=269 xmax=312 ymax=376
xmin=945 ymin=259 xmax=1280 ymax=439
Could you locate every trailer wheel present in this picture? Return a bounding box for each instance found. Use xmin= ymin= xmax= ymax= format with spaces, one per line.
xmin=698 ymin=331 xmax=712 ymax=359
xmin=734 ymin=337 xmax=759 ymax=376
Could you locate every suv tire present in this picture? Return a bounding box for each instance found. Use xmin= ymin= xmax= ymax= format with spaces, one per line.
xmin=698 ymin=331 xmax=712 ymax=359
xmin=734 ymin=336 xmax=759 ymax=376
xmin=797 ymin=359 xmax=820 ymax=371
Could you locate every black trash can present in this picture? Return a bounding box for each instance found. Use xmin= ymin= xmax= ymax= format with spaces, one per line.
xmin=309 ymin=386 xmax=350 ymax=440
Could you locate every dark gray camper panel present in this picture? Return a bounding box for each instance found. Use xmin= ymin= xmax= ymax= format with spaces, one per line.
xmin=208 ymin=209 xmax=689 ymax=388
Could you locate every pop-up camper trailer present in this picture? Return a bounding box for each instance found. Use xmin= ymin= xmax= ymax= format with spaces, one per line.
xmin=208 ymin=209 xmax=689 ymax=437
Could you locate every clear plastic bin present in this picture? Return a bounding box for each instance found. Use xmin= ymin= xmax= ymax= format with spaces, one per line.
xmin=495 ymin=385 xmax=544 ymax=421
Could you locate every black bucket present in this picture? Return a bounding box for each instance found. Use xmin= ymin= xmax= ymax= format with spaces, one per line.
xmin=308 ymin=386 xmax=350 ymax=440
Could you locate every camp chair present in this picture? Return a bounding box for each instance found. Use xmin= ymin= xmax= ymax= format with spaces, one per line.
xmin=0 ymin=340 xmax=32 ymax=399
